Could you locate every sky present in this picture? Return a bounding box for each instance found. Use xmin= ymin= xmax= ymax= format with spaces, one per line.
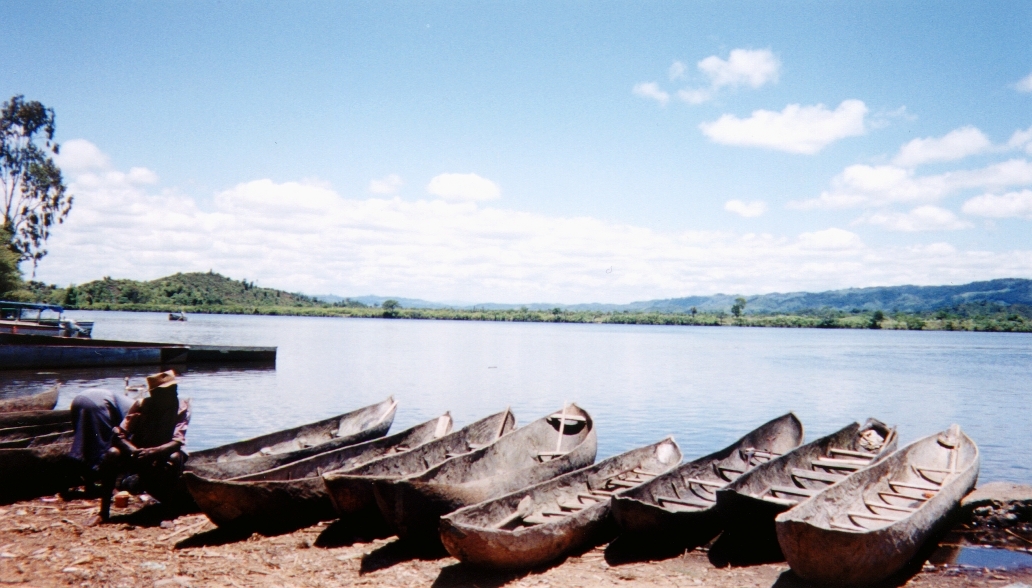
xmin=3 ymin=1 xmax=1032 ymax=304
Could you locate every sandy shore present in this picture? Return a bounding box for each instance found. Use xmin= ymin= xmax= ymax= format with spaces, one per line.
xmin=2 ymin=495 xmax=1030 ymax=587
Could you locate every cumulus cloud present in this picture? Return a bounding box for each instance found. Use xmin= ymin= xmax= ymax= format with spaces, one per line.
xmin=34 ymin=140 xmax=1032 ymax=303
xmin=962 ymin=190 xmax=1032 ymax=219
xmin=426 ymin=173 xmax=500 ymax=201
xmin=698 ymin=49 xmax=781 ymax=90
xmin=369 ymin=174 xmax=403 ymax=194
xmin=857 ymin=206 xmax=971 ymax=232
xmin=56 ymin=139 xmax=111 ymax=172
xmin=668 ymin=61 xmax=686 ymax=81
xmin=1015 ymin=72 xmax=1032 ymax=93
xmin=724 ymin=199 xmax=767 ymax=217
xmin=700 ymin=100 xmax=867 ymax=154
xmin=1008 ymin=125 xmax=1032 ymax=152
xmin=893 ymin=126 xmax=992 ymax=167
xmin=632 ymin=82 xmax=670 ymax=106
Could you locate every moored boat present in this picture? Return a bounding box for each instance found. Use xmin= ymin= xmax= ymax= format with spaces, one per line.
xmin=776 ymin=424 xmax=979 ymax=586
xmin=324 ymin=408 xmax=516 ymax=520
xmin=0 ymin=429 xmax=74 ymax=449
xmin=0 ymin=301 xmax=93 ymax=338
xmin=0 ymin=420 xmax=73 ymax=443
xmin=0 ymin=409 xmax=71 ymax=429
xmin=378 ymin=404 xmax=597 ymax=544
xmin=185 ymin=413 xmax=453 ymax=530
xmin=714 ymin=419 xmax=897 ymax=560
xmin=0 ymin=385 xmax=60 ymax=413
xmin=186 ymin=396 xmax=397 ymax=480
xmin=611 ymin=412 xmax=804 ymax=552
xmin=440 ymin=437 xmax=682 ymax=570
xmin=0 ymin=443 xmax=78 ymax=504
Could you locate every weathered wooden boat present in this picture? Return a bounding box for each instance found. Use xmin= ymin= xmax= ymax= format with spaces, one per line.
xmin=185 ymin=413 xmax=453 ymax=530
xmin=0 ymin=420 xmax=73 ymax=443
xmin=186 ymin=397 xmax=398 ymax=480
xmin=611 ymin=413 xmax=804 ymax=552
xmin=324 ymin=409 xmax=516 ymax=520
xmin=378 ymin=404 xmax=597 ymax=543
xmin=714 ymin=419 xmax=897 ymax=559
xmin=0 ymin=443 xmax=78 ymax=504
xmin=0 ymin=385 xmax=60 ymax=413
xmin=441 ymin=437 xmax=682 ymax=570
xmin=0 ymin=409 xmax=71 ymax=429
xmin=776 ymin=424 xmax=979 ymax=586
xmin=0 ymin=301 xmax=93 ymax=337
xmin=0 ymin=429 xmax=74 ymax=449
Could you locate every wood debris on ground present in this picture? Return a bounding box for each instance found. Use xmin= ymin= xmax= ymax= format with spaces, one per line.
xmin=0 ymin=495 xmax=1029 ymax=587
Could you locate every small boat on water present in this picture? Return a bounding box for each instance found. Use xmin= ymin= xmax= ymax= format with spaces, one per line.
xmin=0 ymin=443 xmax=78 ymax=505
xmin=0 ymin=385 xmax=61 ymax=413
xmin=378 ymin=404 xmax=597 ymax=543
xmin=777 ymin=424 xmax=979 ymax=586
xmin=0 ymin=409 xmax=71 ymax=429
xmin=440 ymin=438 xmax=682 ymax=570
xmin=0 ymin=301 xmax=93 ymax=338
xmin=169 ymin=310 xmax=187 ymax=321
xmin=0 ymin=420 xmax=73 ymax=443
xmin=185 ymin=413 xmax=453 ymax=530
xmin=324 ymin=408 xmax=516 ymax=521
xmin=186 ymin=397 xmax=398 ymax=480
xmin=714 ymin=419 xmax=897 ymax=559
xmin=611 ymin=413 xmax=804 ymax=552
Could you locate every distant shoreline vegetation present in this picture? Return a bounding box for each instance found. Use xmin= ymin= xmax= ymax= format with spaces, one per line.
xmin=20 ymin=271 xmax=1032 ymax=333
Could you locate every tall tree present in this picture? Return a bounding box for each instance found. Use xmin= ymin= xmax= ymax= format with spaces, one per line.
xmin=1 ymin=95 xmax=73 ymax=272
xmin=0 ymin=227 xmax=24 ymax=298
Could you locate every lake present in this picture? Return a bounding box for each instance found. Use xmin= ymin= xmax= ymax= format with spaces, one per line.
xmin=2 ymin=310 xmax=1030 ymax=484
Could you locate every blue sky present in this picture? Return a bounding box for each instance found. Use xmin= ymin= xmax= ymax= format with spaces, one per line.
xmin=4 ymin=2 xmax=1032 ymax=303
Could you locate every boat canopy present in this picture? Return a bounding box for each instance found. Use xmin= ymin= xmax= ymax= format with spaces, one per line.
xmin=0 ymin=301 xmax=65 ymax=313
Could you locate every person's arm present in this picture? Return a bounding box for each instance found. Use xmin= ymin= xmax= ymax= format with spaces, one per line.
xmin=113 ymin=400 xmax=143 ymax=456
xmin=135 ymin=440 xmax=182 ymax=459
xmin=137 ymin=400 xmax=189 ymax=459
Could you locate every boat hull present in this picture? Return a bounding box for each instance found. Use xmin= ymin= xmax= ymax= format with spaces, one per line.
xmin=0 ymin=443 xmax=78 ymax=505
xmin=0 ymin=385 xmax=61 ymax=413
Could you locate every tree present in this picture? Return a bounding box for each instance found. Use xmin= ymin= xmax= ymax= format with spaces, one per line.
xmin=0 ymin=227 xmax=24 ymax=298
xmin=869 ymin=310 xmax=885 ymax=329
xmin=1 ymin=95 xmax=73 ymax=272
xmin=731 ymin=297 xmax=747 ymax=318
xmin=381 ymin=299 xmax=400 ymax=318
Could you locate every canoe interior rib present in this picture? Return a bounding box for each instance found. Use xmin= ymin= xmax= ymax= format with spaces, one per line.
xmin=440 ymin=438 xmax=682 ymax=570
xmin=0 ymin=385 xmax=60 ymax=413
xmin=323 ymin=408 xmax=516 ymax=516
xmin=186 ymin=396 xmax=397 ymax=479
xmin=776 ymin=424 xmax=980 ymax=586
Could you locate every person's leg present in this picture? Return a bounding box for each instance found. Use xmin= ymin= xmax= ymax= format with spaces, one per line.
xmin=93 ymin=446 xmax=124 ymax=523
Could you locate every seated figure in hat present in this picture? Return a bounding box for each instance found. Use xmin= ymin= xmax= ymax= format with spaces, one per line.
xmin=92 ymin=370 xmax=191 ymax=524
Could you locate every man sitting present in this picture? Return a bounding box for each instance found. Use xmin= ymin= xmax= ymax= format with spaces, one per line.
xmin=91 ymin=370 xmax=191 ymax=524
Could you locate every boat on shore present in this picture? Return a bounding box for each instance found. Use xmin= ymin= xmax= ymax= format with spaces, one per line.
xmin=186 ymin=397 xmax=397 ymax=480
xmin=611 ymin=413 xmax=804 ymax=553
xmin=776 ymin=424 xmax=979 ymax=586
xmin=714 ymin=419 xmax=897 ymax=560
xmin=0 ymin=430 xmax=74 ymax=449
xmin=0 ymin=443 xmax=78 ymax=505
xmin=185 ymin=413 xmax=453 ymax=530
xmin=440 ymin=437 xmax=682 ymax=570
xmin=0 ymin=420 xmax=73 ymax=443
xmin=0 ymin=385 xmax=61 ymax=413
xmin=0 ymin=301 xmax=92 ymax=338
xmin=0 ymin=409 xmax=71 ymax=429
xmin=377 ymin=404 xmax=596 ymax=544
xmin=324 ymin=409 xmax=516 ymax=521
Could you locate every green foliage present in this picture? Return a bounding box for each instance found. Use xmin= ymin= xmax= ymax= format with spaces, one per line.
xmin=1 ymin=95 xmax=72 ymax=271
xmin=730 ymin=297 xmax=746 ymax=318
xmin=0 ymin=228 xmax=25 ymax=298
xmin=869 ymin=310 xmax=885 ymax=329
xmin=381 ymin=299 xmax=400 ymax=318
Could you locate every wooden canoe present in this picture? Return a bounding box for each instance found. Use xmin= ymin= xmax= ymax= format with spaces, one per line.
xmin=611 ymin=412 xmax=804 ymax=551
xmin=184 ymin=413 xmax=453 ymax=530
xmin=0 ymin=430 xmax=75 ymax=449
xmin=0 ymin=421 xmax=74 ymax=443
xmin=186 ymin=396 xmax=397 ymax=480
xmin=714 ymin=419 xmax=897 ymax=559
xmin=0 ymin=385 xmax=60 ymax=413
xmin=776 ymin=424 xmax=979 ymax=586
xmin=0 ymin=443 xmax=78 ymax=504
xmin=378 ymin=404 xmax=597 ymax=544
xmin=0 ymin=409 xmax=71 ymax=429
xmin=323 ymin=408 xmax=516 ymax=520
xmin=441 ymin=437 xmax=682 ymax=570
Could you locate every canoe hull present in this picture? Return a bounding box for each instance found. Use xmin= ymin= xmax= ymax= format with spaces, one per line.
xmin=0 ymin=385 xmax=60 ymax=413
xmin=0 ymin=409 xmax=71 ymax=429
xmin=0 ymin=443 xmax=78 ymax=505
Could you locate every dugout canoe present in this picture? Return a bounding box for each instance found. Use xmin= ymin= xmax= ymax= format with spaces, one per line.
xmin=324 ymin=408 xmax=516 ymax=520
xmin=0 ymin=429 xmax=74 ymax=449
xmin=186 ymin=396 xmax=397 ymax=480
xmin=184 ymin=412 xmax=453 ymax=530
xmin=378 ymin=404 xmax=597 ymax=543
xmin=0 ymin=443 xmax=78 ymax=504
xmin=776 ymin=424 xmax=979 ymax=586
xmin=0 ymin=385 xmax=60 ymax=413
xmin=0 ymin=420 xmax=74 ymax=443
xmin=714 ymin=419 xmax=897 ymax=559
xmin=611 ymin=412 xmax=804 ymax=551
xmin=0 ymin=409 xmax=71 ymax=429
xmin=441 ymin=437 xmax=682 ymax=570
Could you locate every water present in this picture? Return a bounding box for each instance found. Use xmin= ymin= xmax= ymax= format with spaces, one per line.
xmin=2 ymin=311 xmax=1031 ymax=484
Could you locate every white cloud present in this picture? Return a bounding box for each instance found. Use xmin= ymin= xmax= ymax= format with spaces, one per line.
xmin=857 ymin=206 xmax=971 ymax=232
xmin=962 ymin=189 xmax=1032 ymax=219
xmin=893 ymin=126 xmax=992 ymax=167
xmin=724 ymin=199 xmax=767 ymax=217
xmin=369 ymin=174 xmax=403 ymax=194
xmin=676 ymin=88 xmax=711 ymax=105
xmin=668 ymin=61 xmax=686 ymax=81
xmin=1014 ymin=72 xmax=1032 ymax=93
xmin=426 ymin=173 xmax=500 ymax=201
xmin=698 ymin=48 xmax=780 ymax=89
xmin=632 ymin=82 xmax=670 ymax=106
xmin=56 ymin=139 xmax=111 ymax=172
xmin=35 ymin=140 xmax=1032 ymax=303
xmin=1008 ymin=125 xmax=1032 ymax=150
xmin=700 ymin=100 xmax=867 ymax=154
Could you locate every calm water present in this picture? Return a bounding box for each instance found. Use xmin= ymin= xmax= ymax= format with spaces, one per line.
xmin=2 ymin=311 xmax=1030 ymax=484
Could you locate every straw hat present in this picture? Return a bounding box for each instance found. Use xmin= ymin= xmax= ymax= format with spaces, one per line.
xmin=146 ymin=370 xmax=179 ymax=391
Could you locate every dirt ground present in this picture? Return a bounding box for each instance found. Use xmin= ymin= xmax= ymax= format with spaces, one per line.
xmin=1 ymin=495 xmax=1031 ymax=588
